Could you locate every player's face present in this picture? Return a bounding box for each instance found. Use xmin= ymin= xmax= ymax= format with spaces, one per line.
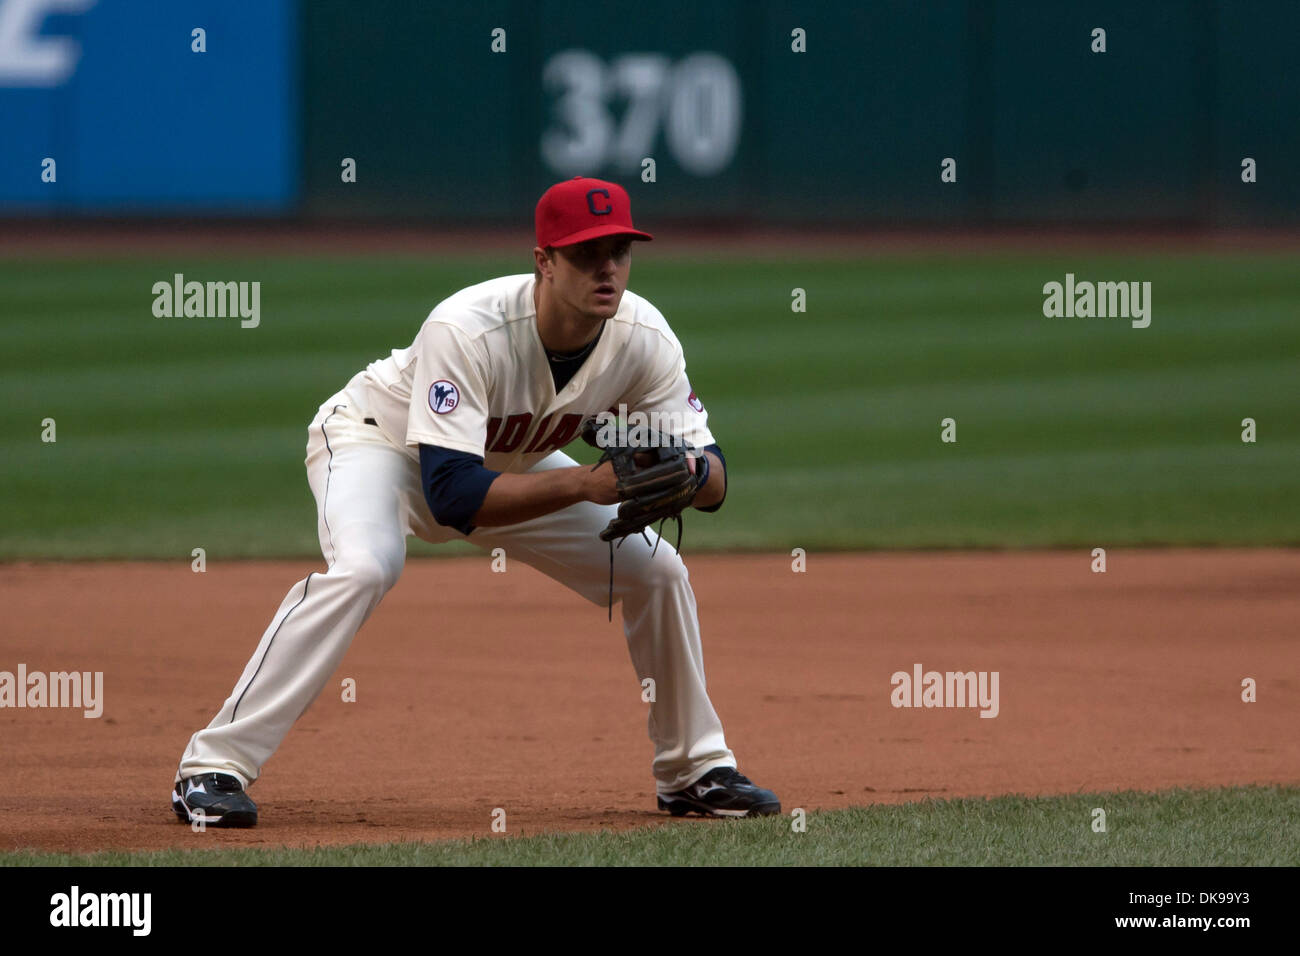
xmin=551 ymin=235 xmax=633 ymax=319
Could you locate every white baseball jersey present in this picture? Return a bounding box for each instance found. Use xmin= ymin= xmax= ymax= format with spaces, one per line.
xmin=346 ymin=274 xmax=714 ymax=470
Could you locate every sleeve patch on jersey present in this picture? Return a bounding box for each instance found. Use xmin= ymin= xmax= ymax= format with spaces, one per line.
xmin=429 ymin=380 xmax=461 ymax=415
xmin=687 ymin=389 xmax=704 ymax=413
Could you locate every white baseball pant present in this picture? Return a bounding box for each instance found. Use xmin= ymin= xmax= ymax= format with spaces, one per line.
xmin=177 ymin=390 xmax=736 ymax=793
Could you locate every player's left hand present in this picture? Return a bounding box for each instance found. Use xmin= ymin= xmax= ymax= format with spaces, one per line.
xmin=588 ymin=429 xmax=705 ymax=547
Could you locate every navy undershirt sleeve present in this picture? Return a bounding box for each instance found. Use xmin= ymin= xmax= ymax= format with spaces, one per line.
xmin=696 ymin=442 xmax=727 ymax=513
xmin=419 ymin=444 xmax=502 ymax=535
xmin=421 ymin=440 xmax=724 ymax=531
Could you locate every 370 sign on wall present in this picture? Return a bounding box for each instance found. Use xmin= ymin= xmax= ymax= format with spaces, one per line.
xmin=542 ymin=51 xmax=743 ymax=178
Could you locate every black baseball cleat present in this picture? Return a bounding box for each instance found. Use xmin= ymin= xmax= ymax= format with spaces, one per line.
xmin=657 ymin=766 xmax=781 ymax=818
xmin=171 ymin=773 xmax=258 ymax=828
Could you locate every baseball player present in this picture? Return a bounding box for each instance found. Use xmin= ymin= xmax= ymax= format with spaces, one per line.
xmin=171 ymin=177 xmax=779 ymax=827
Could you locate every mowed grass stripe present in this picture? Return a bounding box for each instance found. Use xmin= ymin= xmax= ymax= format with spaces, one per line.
xmin=2 ymin=786 xmax=1294 ymax=867
xmin=1 ymin=253 xmax=1296 ymax=557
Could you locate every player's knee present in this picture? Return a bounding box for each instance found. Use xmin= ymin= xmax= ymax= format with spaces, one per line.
xmin=331 ymin=551 xmax=403 ymax=596
xmin=623 ymin=548 xmax=690 ymax=592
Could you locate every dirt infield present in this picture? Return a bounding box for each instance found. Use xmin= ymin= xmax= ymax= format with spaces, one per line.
xmin=1 ymin=549 xmax=1297 ymax=854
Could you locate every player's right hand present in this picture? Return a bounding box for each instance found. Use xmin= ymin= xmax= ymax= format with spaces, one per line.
xmin=580 ymin=460 xmax=621 ymax=505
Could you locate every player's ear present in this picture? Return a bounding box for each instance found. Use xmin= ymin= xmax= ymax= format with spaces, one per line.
xmin=533 ymin=245 xmax=554 ymax=280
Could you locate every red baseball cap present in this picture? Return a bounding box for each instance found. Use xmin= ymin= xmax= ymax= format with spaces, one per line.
xmin=535 ymin=176 xmax=653 ymax=248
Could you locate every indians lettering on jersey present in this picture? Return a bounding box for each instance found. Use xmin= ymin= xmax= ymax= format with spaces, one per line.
xmin=484 ymin=411 xmax=585 ymax=455
xmin=344 ymin=274 xmax=715 ymax=472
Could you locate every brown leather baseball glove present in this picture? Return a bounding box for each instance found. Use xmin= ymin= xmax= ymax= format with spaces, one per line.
xmin=581 ymin=417 xmax=710 ymax=617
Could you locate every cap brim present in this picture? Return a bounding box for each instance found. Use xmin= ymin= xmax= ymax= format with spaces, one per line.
xmin=549 ymin=224 xmax=653 ymax=247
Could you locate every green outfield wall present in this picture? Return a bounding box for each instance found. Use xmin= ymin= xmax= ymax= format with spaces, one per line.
xmin=300 ymin=0 xmax=1300 ymax=226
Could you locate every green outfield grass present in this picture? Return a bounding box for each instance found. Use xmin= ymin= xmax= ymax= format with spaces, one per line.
xmin=1 ymin=252 xmax=1297 ymax=558
xmin=3 ymin=786 xmax=1295 ymax=866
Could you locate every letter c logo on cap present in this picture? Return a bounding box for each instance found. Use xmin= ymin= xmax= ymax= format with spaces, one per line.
xmin=586 ymin=188 xmax=611 ymax=216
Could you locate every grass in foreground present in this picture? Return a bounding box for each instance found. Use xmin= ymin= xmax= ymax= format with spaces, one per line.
xmin=3 ymin=786 xmax=1295 ymax=866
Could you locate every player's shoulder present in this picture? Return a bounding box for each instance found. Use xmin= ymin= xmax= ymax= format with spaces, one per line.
xmin=611 ymin=288 xmax=683 ymax=353
xmin=421 ymin=274 xmax=533 ymax=341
